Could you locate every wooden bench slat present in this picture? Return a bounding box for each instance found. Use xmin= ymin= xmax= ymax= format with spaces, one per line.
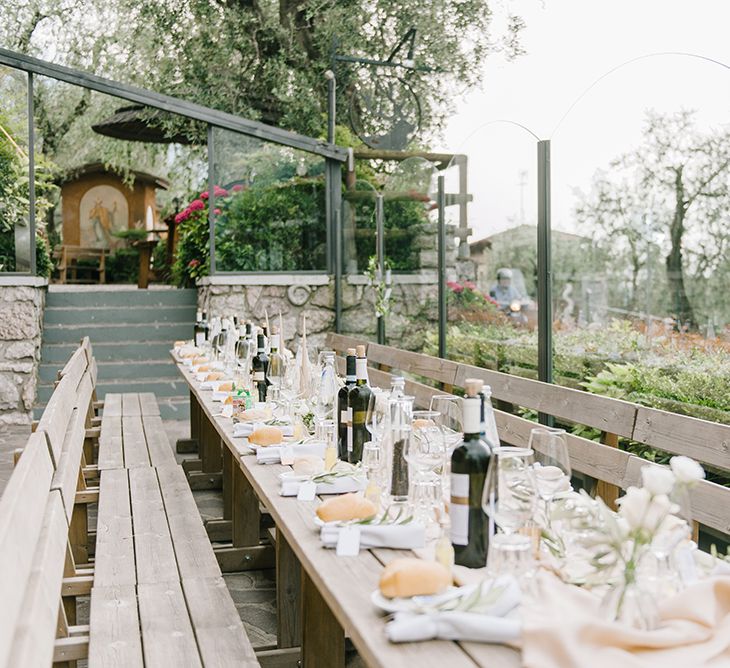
xmin=129 ymin=467 xmax=178 ymax=585
xmin=142 ymin=414 xmax=177 ymax=468
xmin=122 ymin=415 xmax=151 ymax=468
xmin=368 ymin=342 xmax=460 ymax=386
xmin=37 ymin=374 xmax=80 ymax=467
xmin=139 ymin=392 xmax=161 ymax=416
xmin=103 ymin=393 xmax=123 ymax=418
xmin=156 ymin=465 xmax=222 ymax=580
xmin=0 ymin=432 xmax=54 ymax=667
xmin=98 ymin=414 xmax=123 ymax=471
xmin=95 ymin=469 xmax=136 ymax=587
xmin=8 ymin=491 xmax=68 ymax=668
xmin=138 ymin=581 xmax=202 ymax=668
xmin=88 ymin=585 xmax=144 ymax=667
xmin=50 ymin=372 xmax=94 ymax=523
xmin=122 ymin=393 xmax=142 ymax=417
xmin=633 ymin=406 xmax=730 ymax=472
xmin=181 ymin=577 xmax=260 ymax=667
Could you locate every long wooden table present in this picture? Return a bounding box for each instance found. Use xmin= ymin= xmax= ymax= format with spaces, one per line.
xmin=173 ymin=355 xmax=521 ymax=668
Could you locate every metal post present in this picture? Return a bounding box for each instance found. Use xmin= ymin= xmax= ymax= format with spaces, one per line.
xmin=207 ymin=124 xmax=216 ymax=274
xmin=376 ymin=193 xmax=385 ymax=344
xmin=537 ymin=139 xmax=553 ymax=426
xmin=437 ymin=175 xmax=446 ymax=358
xmin=334 ymin=205 xmax=342 ymax=333
xmin=27 ymin=72 xmax=36 ymax=275
xmin=325 ymin=70 xmax=342 ymax=332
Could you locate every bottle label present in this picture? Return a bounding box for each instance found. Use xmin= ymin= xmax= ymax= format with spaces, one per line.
xmin=195 ymin=332 xmax=204 ymax=347
xmin=450 ymin=473 xmax=470 ymax=546
xmin=341 ymin=408 xmax=352 ymax=425
xmin=253 ymin=371 xmax=264 ymax=381
xmin=347 ymin=425 xmax=353 ymax=452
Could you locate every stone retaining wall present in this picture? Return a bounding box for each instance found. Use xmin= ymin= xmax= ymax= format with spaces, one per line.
xmin=0 ymin=280 xmax=46 ymax=425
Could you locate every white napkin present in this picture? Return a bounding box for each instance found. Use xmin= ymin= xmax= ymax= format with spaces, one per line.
xmin=256 ymin=442 xmax=327 ymax=465
xmin=232 ymin=423 xmax=294 ymax=439
xmin=280 ymin=475 xmax=366 ymax=497
xmin=201 ymin=379 xmax=232 ymax=390
xmin=385 ymin=576 xmax=522 ymax=644
xmin=320 ymin=523 xmax=426 ymax=550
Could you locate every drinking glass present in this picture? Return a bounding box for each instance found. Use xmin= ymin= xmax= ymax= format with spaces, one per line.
xmin=481 ymin=447 xmax=538 ymax=536
xmin=365 ymin=388 xmax=388 ymax=444
xmin=406 ymin=410 xmax=446 ymax=528
xmin=267 ymin=347 xmax=286 ymax=403
xmin=313 ymin=352 xmax=338 ymax=439
xmin=429 ymin=395 xmax=463 ymax=453
xmin=528 ymin=427 xmax=571 ymax=522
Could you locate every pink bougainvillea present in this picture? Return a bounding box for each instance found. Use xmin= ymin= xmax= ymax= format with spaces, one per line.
xmin=231 ymin=184 xmax=244 ymax=192
xmin=447 ymin=281 xmax=464 ymax=294
xmin=213 ymin=185 xmax=228 ymax=197
xmin=213 ymin=208 xmax=221 ymax=215
xmin=200 ymin=191 xmax=209 ymax=200
xmin=188 ymin=199 xmax=205 ymax=211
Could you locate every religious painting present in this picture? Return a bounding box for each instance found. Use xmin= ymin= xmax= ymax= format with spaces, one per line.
xmin=79 ymin=185 xmax=128 ymax=248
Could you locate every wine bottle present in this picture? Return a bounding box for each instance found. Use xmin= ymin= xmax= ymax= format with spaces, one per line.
xmin=451 ymin=378 xmax=491 ymax=568
xmin=337 ymin=348 xmax=357 ymax=461
xmin=346 ymin=345 xmax=371 ymax=464
xmin=479 ymin=384 xmax=501 ymax=451
xmin=194 ymin=311 xmax=206 ymax=347
xmin=266 ymin=332 xmax=285 ymax=401
xmin=251 ymin=333 xmax=269 ymax=402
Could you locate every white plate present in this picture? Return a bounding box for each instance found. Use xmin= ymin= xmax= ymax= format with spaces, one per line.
xmin=370 ymin=587 xmax=460 ymax=614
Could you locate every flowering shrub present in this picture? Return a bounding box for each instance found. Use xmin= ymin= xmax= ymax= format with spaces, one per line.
xmin=446 ymin=280 xmax=505 ymax=325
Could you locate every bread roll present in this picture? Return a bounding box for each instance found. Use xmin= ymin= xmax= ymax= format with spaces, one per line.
xmin=217 ymin=381 xmax=234 ymax=392
xmin=293 ymin=455 xmax=325 ymax=476
xmin=193 ymin=356 xmax=209 ymax=365
xmin=236 ymin=408 xmax=272 ymax=423
xmin=379 ymin=558 xmax=451 ymax=599
xmin=413 ymin=418 xmax=436 ymax=429
xmin=205 ymin=372 xmax=225 ymax=381
xmin=249 ymin=425 xmax=283 ymax=446
xmin=174 ymin=340 xmax=187 ymax=348
xmin=196 ymin=365 xmax=210 ymax=372
xmin=315 ymin=493 xmax=376 ymax=523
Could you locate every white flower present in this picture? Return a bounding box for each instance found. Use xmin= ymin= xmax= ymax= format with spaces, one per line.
xmin=641 ymin=465 xmax=675 ymax=495
xmin=617 ymin=487 xmax=677 ymax=533
xmin=617 ymin=486 xmax=651 ymax=531
xmin=670 ymin=456 xmax=705 ymax=485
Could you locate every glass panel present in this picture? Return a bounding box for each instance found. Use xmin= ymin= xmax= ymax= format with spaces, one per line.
xmin=211 ymin=127 xmax=326 ymax=272
xmin=552 ymin=55 xmax=730 ymax=430
xmin=0 ymin=67 xmax=31 ymax=273
xmin=441 ymin=124 xmax=539 ymax=382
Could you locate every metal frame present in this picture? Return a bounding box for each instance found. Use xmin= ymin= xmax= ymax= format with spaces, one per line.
xmin=437 ymin=175 xmax=446 ymax=358
xmin=537 ymin=139 xmax=554 ymax=425
xmin=27 ymin=72 xmax=36 ymax=275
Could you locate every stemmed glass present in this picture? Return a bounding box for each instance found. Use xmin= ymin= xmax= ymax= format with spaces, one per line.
xmin=365 ymin=388 xmax=388 ymax=445
xmin=429 ymin=395 xmax=463 ymax=453
xmin=312 ymin=351 xmax=339 ymax=440
xmin=481 ymin=447 xmax=539 ymax=577
xmin=528 ymin=427 xmax=571 ymax=525
xmin=407 ymin=410 xmax=447 ymax=531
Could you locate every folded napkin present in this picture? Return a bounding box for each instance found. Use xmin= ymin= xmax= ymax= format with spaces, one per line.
xmin=280 ymin=475 xmax=366 ymax=497
xmin=320 ymin=523 xmax=426 ymax=550
xmin=233 ymin=422 xmax=294 ymax=439
xmin=386 ymin=576 xmax=522 ymax=644
xmin=521 ymin=571 xmax=730 ymax=668
xmin=256 ymin=441 xmax=327 ymax=465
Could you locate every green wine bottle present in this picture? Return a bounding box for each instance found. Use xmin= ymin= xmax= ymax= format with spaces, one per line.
xmin=346 ymin=345 xmax=371 ymax=464
xmin=251 ymin=333 xmax=269 ymax=403
xmin=337 ymin=348 xmax=357 ymax=461
xmin=451 ymin=378 xmax=491 ymax=568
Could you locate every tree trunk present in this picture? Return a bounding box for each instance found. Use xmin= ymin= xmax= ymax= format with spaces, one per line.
xmin=666 ymin=167 xmax=696 ymax=329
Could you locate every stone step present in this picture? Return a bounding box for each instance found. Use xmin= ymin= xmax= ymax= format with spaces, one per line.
xmin=41 ymin=341 xmax=175 ymax=363
xmin=45 ymin=287 xmax=197 ymax=308
xmin=38 ymin=360 xmax=180 ymax=383
xmin=42 ymin=322 xmax=191 ymax=344
xmin=43 ymin=305 xmax=196 ymax=326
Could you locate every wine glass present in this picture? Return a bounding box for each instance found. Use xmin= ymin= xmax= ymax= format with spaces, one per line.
xmin=429 ymin=395 xmax=463 ymax=453
xmin=481 ymin=447 xmax=538 ymax=536
xmin=407 ymin=410 xmax=446 ymax=530
xmin=365 ymin=388 xmax=388 ymax=444
xmin=528 ymin=427 xmax=571 ymax=523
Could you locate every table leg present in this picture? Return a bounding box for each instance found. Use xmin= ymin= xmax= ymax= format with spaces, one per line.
xmin=302 ymin=569 xmax=345 ymax=668
xmin=277 ymin=530 xmax=302 ymax=649
xmin=176 ymin=390 xmax=199 ymax=454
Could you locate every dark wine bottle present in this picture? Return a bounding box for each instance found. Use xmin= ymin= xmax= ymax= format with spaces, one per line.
xmin=346 ymin=345 xmax=371 ymax=464
xmin=251 ymin=333 xmax=269 ymax=402
xmin=194 ymin=310 xmax=206 ymax=347
xmin=451 ymin=378 xmax=491 ymax=568
xmin=337 ymin=348 xmax=357 ymax=461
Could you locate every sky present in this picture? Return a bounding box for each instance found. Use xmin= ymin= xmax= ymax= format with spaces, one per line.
xmin=436 ymin=0 xmax=730 ymax=241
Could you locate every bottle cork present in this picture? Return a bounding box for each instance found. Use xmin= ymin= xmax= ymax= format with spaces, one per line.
xmin=356 ymin=344 xmax=366 ymax=357
xmin=464 ymin=378 xmax=483 ymax=397
xmin=347 ymin=348 xmax=356 ymax=356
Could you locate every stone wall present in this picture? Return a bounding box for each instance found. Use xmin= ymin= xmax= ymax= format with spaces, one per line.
xmin=198 ymin=264 xmax=476 ymax=353
xmin=0 ymin=280 xmax=46 ymax=425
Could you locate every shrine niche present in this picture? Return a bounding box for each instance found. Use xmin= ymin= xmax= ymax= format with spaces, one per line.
xmin=60 ymin=163 xmax=168 ymax=249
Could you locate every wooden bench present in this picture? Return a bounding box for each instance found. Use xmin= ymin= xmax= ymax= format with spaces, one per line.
xmin=326 ymin=333 xmax=730 ymax=542
xmin=54 ymin=246 xmax=109 ymax=284
xmin=0 ymin=338 xmax=259 ymax=667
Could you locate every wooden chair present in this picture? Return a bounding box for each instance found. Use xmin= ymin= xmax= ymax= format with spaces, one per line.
xmin=54 ymin=246 xmax=108 ymax=284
